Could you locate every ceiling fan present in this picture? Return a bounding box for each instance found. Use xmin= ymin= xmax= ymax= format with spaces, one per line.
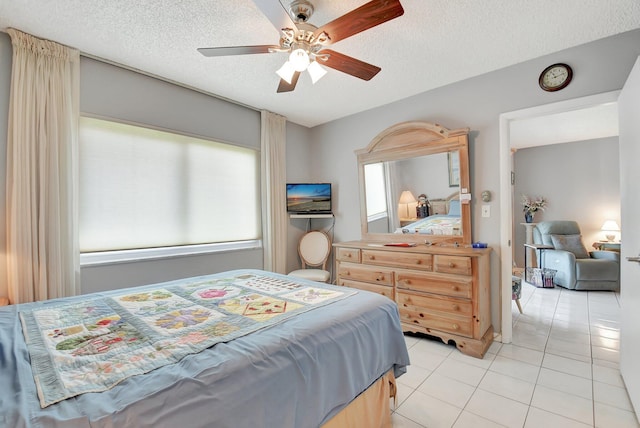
xmin=198 ymin=0 xmax=404 ymax=93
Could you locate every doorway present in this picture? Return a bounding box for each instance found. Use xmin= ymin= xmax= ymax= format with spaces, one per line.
xmin=498 ymin=90 xmax=621 ymax=343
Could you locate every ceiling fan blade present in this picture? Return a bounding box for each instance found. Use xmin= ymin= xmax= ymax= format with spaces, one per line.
xmin=197 ymin=45 xmax=280 ymax=57
xmin=253 ymin=0 xmax=298 ymax=32
xmin=319 ymin=49 xmax=381 ymax=81
xmin=277 ymin=71 xmax=301 ymax=93
xmin=314 ymin=0 xmax=404 ymax=44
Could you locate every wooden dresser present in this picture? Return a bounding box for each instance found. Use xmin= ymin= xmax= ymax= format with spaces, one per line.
xmin=334 ymin=241 xmax=492 ymax=358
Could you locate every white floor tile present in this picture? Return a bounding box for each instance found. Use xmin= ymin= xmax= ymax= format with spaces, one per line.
xmin=396 ymin=364 xmax=431 ymax=389
xmin=489 ymin=355 xmax=541 ymax=383
xmin=478 ymin=370 xmax=535 ymax=404
xmin=536 ymin=367 xmax=593 ymax=399
xmin=453 ymin=410 xmax=508 ymax=428
xmin=546 ymin=336 xmax=592 ymax=358
xmin=498 ymin=343 xmax=544 ymax=366
xmin=391 ymin=412 xmax=426 ymax=428
xmin=531 ymin=384 xmax=594 ymax=425
xmin=395 ymin=390 xmax=462 ymax=428
xmin=592 ymin=364 xmax=625 ymax=388
xmin=434 ymin=358 xmax=488 ymax=387
xmin=465 ymin=389 xmax=529 ymax=427
xmin=408 ymin=346 xmax=449 ymax=371
xmin=593 ymin=380 xmax=634 ymax=411
xmin=417 ymin=372 xmax=475 ymax=408
xmin=592 ymin=345 xmax=619 ymax=364
xmin=525 ymin=406 xmax=592 ymax=428
xmin=541 ymin=353 xmax=592 ymax=379
xmin=395 ymin=380 xmax=415 ymax=407
xmin=594 ymin=402 xmax=640 ymax=428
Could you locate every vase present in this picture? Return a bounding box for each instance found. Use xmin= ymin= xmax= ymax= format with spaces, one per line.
xmin=524 ymin=212 xmax=534 ymax=223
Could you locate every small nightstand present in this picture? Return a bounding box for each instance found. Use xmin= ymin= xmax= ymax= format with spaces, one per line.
xmin=399 ymin=218 xmax=417 ymax=227
xmin=594 ymin=241 xmax=621 ymax=252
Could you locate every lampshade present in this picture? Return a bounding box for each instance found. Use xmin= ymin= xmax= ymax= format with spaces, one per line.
xmin=397 ymin=191 xmax=417 ymax=219
xmin=601 ymin=220 xmax=620 ymax=242
xmin=398 ymin=190 xmax=417 ymax=205
xmin=307 ymin=60 xmax=327 ymax=84
xmin=276 ymin=61 xmax=296 ymax=84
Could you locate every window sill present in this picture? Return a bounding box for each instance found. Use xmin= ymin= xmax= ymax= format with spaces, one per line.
xmin=80 ymin=240 xmax=262 ymax=267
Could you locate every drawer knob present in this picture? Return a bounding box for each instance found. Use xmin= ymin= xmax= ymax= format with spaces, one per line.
xmin=369 ymin=255 xmax=375 ymax=260
xmin=416 ymin=259 xmax=422 ymax=265
xmin=345 ymin=271 xmax=351 ymax=276
xmin=347 ymin=254 xmax=352 ymax=258
xmin=452 ymin=323 xmax=459 ymax=330
xmin=376 ymin=275 xmax=383 ymax=281
xmin=452 ymin=285 xmax=459 ymax=291
xmin=452 ymin=304 xmax=459 ymax=311
xmin=449 ymin=262 xmax=455 ymax=268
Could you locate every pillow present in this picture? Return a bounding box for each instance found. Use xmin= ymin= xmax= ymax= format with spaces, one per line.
xmin=447 ymin=200 xmax=461 ymax=216
xmin=550 ymin=234 xmax=590 ymax=259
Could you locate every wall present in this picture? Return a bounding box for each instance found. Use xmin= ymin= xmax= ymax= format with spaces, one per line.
xmin=512 ymin=137 xmax=620 ymax=267
xmin=308 ymin=29 xmax=640 ymax=333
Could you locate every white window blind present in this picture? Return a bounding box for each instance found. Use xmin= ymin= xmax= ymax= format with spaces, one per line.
xmin=364 ymin=162 xmax=388 ymax=219
xmin=79 ymin=117 xmax=260 ymax=253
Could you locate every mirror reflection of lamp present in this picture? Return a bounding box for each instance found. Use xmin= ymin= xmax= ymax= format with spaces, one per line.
xmin=601 ymin=220 xmax=620 ymax=242
xmin=398 ymin=191 xmax=417 ymax=219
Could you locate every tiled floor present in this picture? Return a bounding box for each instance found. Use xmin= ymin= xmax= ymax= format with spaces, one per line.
xmin=391 ymin=282 xmax=639 ymax=427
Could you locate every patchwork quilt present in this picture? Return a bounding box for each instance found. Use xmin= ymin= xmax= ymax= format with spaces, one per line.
xmin=19 ymin=271 xmax=355 ymax=408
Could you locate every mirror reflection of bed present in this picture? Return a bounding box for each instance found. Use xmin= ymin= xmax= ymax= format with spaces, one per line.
xmin=364 ymin=150 xmax=462 ymax=235
xmin=396 ymin=191 xmax=462 ymax=235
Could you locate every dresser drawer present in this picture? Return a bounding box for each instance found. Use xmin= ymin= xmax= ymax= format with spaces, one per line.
xmin=337 ymin=262 xmax=394 ymax=286
xmin=395 ymin=270 xmax=472 ymax=299
xmin=434 ymin=255 xmax=472 ymax=276
xmin=396 ymin=291 xmax=472 ymax=317
xmin=336 ymin=247 xmax=361 ymax=263
xmin=339 ymin=279 xmax=394 ymax=300
xmin=362 ymin=249 xmax=433 ymax=271
xmin=398 ymin=304 xmax=472 ymax=337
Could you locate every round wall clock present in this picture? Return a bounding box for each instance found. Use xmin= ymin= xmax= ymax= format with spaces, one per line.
xmin=539 ymin=63 xmax=573 ymax=92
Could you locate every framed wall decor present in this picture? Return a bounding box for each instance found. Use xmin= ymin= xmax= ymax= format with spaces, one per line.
xmin=448 ymin=151 xmax=460 ymax=187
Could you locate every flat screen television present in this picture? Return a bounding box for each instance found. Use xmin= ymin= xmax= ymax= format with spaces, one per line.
xmin=286 ymin=183 xmax=332 ymax=214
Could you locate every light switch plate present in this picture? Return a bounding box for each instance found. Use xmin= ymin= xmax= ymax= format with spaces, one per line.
xmin=482 ymin=205 xmax=490 ymax=218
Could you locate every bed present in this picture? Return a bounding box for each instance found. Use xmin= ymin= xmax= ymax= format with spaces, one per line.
xmin=0 ymin=269 xmax=409 ymax=428
xmin=400 ymin=196 xmax=462 ymax=235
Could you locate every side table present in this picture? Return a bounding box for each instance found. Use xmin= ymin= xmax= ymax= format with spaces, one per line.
xmin=524 ymin=243 xmax=553 ymax=283
xmin=593 ymin=241 xmax=621 ymax=252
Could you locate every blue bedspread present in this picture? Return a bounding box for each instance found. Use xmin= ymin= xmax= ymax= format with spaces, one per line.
xmin=0 ymin=269 xmax=410 ymax=428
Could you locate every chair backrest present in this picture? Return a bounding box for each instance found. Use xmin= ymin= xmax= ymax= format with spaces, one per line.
xmin=533 ymin=221 xmax=581 ymax=246
xmin=298 ymin=231 xmax=331 ymax=269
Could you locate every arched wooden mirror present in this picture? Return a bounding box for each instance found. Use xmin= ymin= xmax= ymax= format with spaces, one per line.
xmin=357 ymin=121 xmax=472 ymax=245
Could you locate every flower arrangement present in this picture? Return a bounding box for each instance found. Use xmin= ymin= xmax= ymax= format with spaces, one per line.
xmin=522 ymin=194 xmax=547 ymax=219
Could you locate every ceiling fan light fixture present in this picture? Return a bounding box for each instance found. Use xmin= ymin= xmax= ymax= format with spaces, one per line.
xmin=289 ymin=48 xmax=310 ymax=72
xmin=276 ymin=61 xmax=296 ymax=84
xmin=307 ymin=60 xmax=327 ymax=84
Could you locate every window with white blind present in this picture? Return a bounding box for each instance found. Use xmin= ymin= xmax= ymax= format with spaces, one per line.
xmin=79 ymin=117 xmax=261 ymax=256
xmin=364 ymin=162 xmax=388 ymax=220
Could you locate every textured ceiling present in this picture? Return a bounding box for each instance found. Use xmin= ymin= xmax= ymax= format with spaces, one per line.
xmin=1 ymin=1 xmax=639 ymax=127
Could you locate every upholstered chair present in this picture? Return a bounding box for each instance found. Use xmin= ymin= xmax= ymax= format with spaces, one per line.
xmin=533 ymin=221 xmax=620 ymax=291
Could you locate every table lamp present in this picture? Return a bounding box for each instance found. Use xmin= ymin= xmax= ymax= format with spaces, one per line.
xmin=601 ymin=220 xmax=620 ymax=242
xmin=398 ymin=191 xmax=417 ymax=219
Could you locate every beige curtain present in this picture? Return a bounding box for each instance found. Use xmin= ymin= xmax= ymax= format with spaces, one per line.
xmin=260 ymin=110 xmax=288 ymax=274
xmin=6 ymin=29 xmax=80 ymax=304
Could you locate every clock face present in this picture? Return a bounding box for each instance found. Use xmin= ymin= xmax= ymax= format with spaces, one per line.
xmin=539 ymin=63 xmax=573 ymax=91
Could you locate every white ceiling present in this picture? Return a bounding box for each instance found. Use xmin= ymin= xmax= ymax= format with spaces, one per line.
xmin=0 ymin=1 xmax=639 ymax=128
